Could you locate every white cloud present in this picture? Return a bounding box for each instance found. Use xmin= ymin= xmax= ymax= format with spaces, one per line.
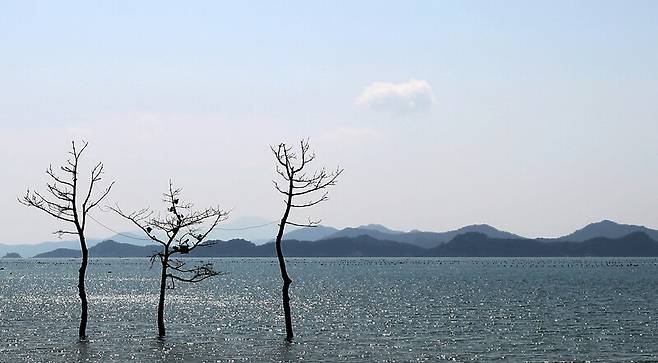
xmin=356 ymin=79 xmax=435 ymax=114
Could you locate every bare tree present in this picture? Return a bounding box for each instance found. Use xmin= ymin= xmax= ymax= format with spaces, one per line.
xmin=110 ymin=181 xmax=228 ymax=337
xmin=271 ymin=139 xmax=343 ymax=341
xmin=20 ymin=141 xmax=114 ymax=339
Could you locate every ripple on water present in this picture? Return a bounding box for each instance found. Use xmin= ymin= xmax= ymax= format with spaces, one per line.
xmin=0 ymin=257 xmax=657 ymax=361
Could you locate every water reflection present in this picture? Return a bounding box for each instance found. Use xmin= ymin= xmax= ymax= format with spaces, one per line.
xmin=276 ymin=339 xmax=297 ymax=362
xmin=75 ymin=340 xmax=89 ymax=363
xmin=151 ymin=336 xmax=169 ymax=361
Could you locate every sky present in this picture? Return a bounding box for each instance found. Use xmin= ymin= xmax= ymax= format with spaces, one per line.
xmin=1 ymin=1 xmax=658 ymax=244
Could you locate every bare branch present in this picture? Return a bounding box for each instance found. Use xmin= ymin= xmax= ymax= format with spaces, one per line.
xmin=46 ymin=165 xmax=75 ymax=187
xmin=109 ymin=204 xmax=166 ymax=245
xmin=167 ymin=261 xmax=220 ymax=280
xmin=85 ymin=181 xmax=114 ymax=213
xmin=285 ymin=219 xmax=321 ymax=228
xmin=82 ymin=162 xmax=103 ymax=210
xmin=272 ymin=180 xmax=289 ymax=195
xmin=54 ymin=230 xmax=79 ymax=238
xmin=290 ymin=168 xmax=343 ymax=197
xmin=20 ymin=190 xmax=76 ymax=223
xmin=290 ymin=191 xmax=329 ymax=208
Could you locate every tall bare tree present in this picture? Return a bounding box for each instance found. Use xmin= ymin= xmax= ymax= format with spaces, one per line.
xmin=271 ymin=139 xmax=343 ymax=341
xmin=20 ymin=141 xmax=114 ymax=339
xmin=110 ymin=181 xmax=228 ymax=337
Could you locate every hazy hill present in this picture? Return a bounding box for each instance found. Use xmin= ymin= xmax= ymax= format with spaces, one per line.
xmin=33 ymin=240 xmax=158 ymax=258
xmin=557 ymin=220 xmax=658 ymax=242
xmin=34 ymin=236 xmax=425 ymax=258
xmin=33 ymin=248 xmax=81 ymax=258
xmin=192 ymin=236 xmax=425 ymax=257
xmin=397 ymin=224 xmax=526 ymax=248
xmin=278 ymin=236 xmax=424 ymax=257
xmin=207 ymin=216 xmax=281 ymax=243
xmin=0 ymin=239 xmax=102 ymax=258
xmin=281 ymin=225 xmax=339 ymax=242
xmin=323 ymin=227 xmax=405 ymax=242
xmin=90 ymin=240 xmax=157 ymax=257
xmin=575 ymin=232 xmax=658 ymax=256
xmin=282 ymin=223 xmax=445 ymax=243
xmin=104 ymin=232 xmax=158 ymax=246
xmin=15 ymin=219 xmax=658 ymax=257
xmin=427 ymin=232 xmax=658 ymax=257
xmin=357 ymin=224 xmax=403 ymax=234
xmin=322 ymin=224 xmax=525 ymax=248
xmin=30 ymin=231 xmax=658 ymax=258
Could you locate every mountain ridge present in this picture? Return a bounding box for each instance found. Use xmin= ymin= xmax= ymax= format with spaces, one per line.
xmin=320 ymin=223 xmax=526 ymax=248
xmin=10 ymin=219 xmax=658 ymax=257
xmin=31 ymin=231 xmax=658 ymax=258
xmin=557 ymin=220 xmax=658 ymax=242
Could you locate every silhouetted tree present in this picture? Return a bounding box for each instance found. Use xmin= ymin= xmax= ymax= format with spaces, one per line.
xmin=110 ymin=181 xmax=228 ymax=337
xmin=271 ymin=139 xmax=343 ymax=341
xmin=20 ymin=141 xmax=114 ymax=339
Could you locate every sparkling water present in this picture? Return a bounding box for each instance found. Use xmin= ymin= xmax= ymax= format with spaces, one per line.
xmin=1 ymin=257 xmax=657 ymax=361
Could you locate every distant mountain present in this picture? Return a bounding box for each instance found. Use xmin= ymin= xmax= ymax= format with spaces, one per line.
xmin=281 ymin=225 xmax=339 ymax=241
xmin=33 ymin=240 xmax=159 ymax=258
xmin=323 ymin=227 xmax=403 ymax=242
xmin=192 ymin=239 xmax=268 ymax=257
xmin=32 ymin=232 xmax=658 ymax=258
xmin=207 ymin=216 xmax=282 ymax=244
xmin=90 ymin=240 xmax=157 ymax=257
xmin=357 ymin=224 xmax=403 ymax=234
xmin=16 ymin=220 xmax=658 ymax=258
xmin=33 ymin=248 xmax=81 ymax=258
xmin=0 ymin=217 xmax=283 ymax=257
xmin=0 ymin=238 xmax=102 ymax=258
xmin=322 ymin=224 xmax=525 ymax=248
xmin=190 ymin=235 xmax=425 ymax=257
xmin=286 ymin=236 xmax=424 ymax=257
xmin=557 ymin=220 xmax=658 ymax=242
xmin=428 ymin=232 xmax=658 ymax=257
xmin=576 ymin=232 xmax=658 ymax=256
xmin=398 ymin=224 xmax=526 ymax=248
xmin=2 ymin=252 xmax=22 ymax=259
xmin=33 ymin=236 xmax=425 ymax=258
xmin=105 ymin=232 xmax=158 ymax=246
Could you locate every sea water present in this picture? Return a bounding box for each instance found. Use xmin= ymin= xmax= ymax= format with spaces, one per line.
xmin=1 ymin=257 xmax=657 ymax=362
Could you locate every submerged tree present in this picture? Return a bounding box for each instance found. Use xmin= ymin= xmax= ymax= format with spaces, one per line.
xmin=271 ymin=139 xmax=343 ymax=341
xmin=110 ymin=181 xmax=228 ymax=337
xmin=20 ymin=141 xmax=114 ymax=339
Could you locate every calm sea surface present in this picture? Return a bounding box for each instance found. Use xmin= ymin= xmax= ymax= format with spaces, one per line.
xmin=1 ymin=257 xmax=657 ymax=362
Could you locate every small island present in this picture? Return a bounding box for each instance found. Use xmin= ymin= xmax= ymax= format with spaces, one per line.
xmin=1 ymin=252 xmax=22 ymax=259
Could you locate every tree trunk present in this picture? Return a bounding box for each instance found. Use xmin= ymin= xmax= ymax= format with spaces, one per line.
xmin=275 ymin=192 xmax=294 ymax=341
xmin=157 ymin=255 xmax=168 ymax=337
xmin=281 ymin=270 xmax=293 ymax=340
xmin=78 ymin=235 xmax=88 ymax=339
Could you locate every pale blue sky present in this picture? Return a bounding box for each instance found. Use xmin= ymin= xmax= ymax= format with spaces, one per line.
xmin=1 ymin=1 xmax=657 ymax=243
